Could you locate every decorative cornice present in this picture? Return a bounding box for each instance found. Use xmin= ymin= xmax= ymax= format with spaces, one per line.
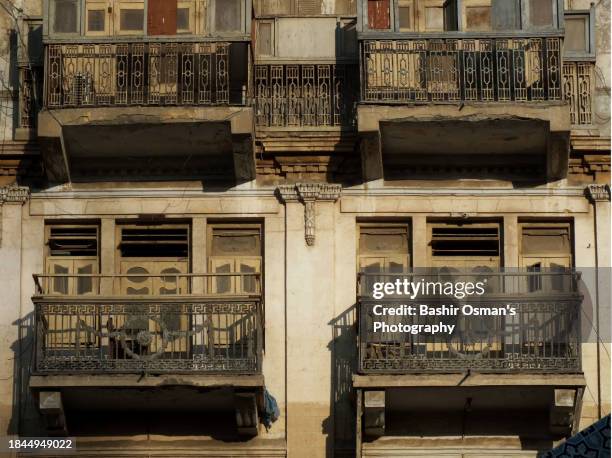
xmin=276 ymin=183 xmax=342 ymax=246
xmin=1 ymin=185 xmax=30 ymax=204
xmin=585 ymin=184 xmax=611 ymax=203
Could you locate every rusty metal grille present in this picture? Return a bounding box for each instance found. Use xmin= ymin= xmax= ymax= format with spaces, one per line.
xmin=360 ymin=37 xmax=563 ymax=103
xmin=357 ymin=270 xmax=582 ymax=373
xmin=19 ymin=66 xmax=41 ymax=128
xmin=34 ymin=300 xmax=262 ymax=374
xmin=563 ymin=61 xmax=594 ymax=126
xmin=254 ymin=63 xmax=357 ymax=128
xmin=44 ymin=42 xmax=239 ymax=108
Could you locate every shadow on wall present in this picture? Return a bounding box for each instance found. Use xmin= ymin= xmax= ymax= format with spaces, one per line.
xmin=10 ymin=311 xmax=45 ymax=437
xmin=328 ymin=303 xmax=358 ymax=457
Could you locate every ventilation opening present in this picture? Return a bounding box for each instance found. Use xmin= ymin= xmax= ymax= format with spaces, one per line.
xmin=120 ymin=227 xmax=189 ymax=258
xmin=48 ymin=226 xmax=99 ymax=256
xmin=431 ymin=227 xmax=499 ymax=257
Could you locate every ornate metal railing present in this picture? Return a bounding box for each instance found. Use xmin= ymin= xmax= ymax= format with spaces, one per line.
xmin=357 ymin=270 xmax=582 ymax=373
xmin=32 ymin=273 xmax=262 ymax=374
xmin=254 ymin=63 xmax=358 ymax=128
xmin=360 ymin=36 xmax=563 ymax=103
xmin=44 ymin=42 xmax=247 ymax=108
xmin=563 ymin=61 xmax=594 ymax=126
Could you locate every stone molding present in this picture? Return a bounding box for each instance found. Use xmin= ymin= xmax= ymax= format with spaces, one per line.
xmin=0 ymin=185 xmax=29 ymax=246
xmin=1 ymin=185 xmax=30 ymax=204
xmin=585 ymin=184 xmax=611 ymax=203
xmin=277 ymin=183 xmax=342 ymax=246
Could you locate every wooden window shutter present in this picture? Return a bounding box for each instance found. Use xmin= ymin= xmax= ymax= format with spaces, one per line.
xmin=367 ymin=0 xmax=390 ymax=29
xmin=148 ymin=0 xmax=178 ymax=35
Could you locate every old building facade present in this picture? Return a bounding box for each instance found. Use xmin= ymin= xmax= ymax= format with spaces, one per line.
xmin=0 ymin=0 xmax=610 ymax=456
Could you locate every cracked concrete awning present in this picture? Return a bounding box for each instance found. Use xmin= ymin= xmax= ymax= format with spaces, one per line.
xmin=38 ymin=106 xmax=255 ymax=184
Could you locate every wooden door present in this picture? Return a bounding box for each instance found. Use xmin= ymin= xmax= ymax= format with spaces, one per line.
xmin=148 ymin=0 xmax=177 ymax=35
xmin=368 ymin=0 xmax=391 ymax=29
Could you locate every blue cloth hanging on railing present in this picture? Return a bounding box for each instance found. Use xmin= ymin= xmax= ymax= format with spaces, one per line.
xmin=261 ymin=389 xmax=280 ymax=430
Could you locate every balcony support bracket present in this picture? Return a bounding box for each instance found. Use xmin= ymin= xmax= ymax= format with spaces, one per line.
xmin=235 ymin=391 xmax=259 ymax=436
xmin=363 ymin=390 xmax=385 ymax=437
xmin=38 ymin=391 xmax=67 ymax=436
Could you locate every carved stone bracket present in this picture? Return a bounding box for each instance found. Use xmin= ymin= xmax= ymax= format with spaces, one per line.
xmin=0 ymin=185 xmax=30 ymax=246
xmin=277 ymin=183 xmax=342 ymax=246
xmin=586 ymin=184 xmax=611 ymax=203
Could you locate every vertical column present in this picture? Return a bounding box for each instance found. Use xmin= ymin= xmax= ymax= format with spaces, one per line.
xmin=278 ymin=184 xmax=341 ymax=458
xmin=412 ymin=215 xmax=428 ymax=268
xmin=0 ymin=186 xmax=30 ymax=443
xmin=503 ymin=215 xmax=519 ymax=268
xmin=191 ymin=217 xmax=207 ymax=294
xmin=100 ymin=218 xmax=115 ymax=295
xmin=586 ymin=185 xmax=612 ymax=422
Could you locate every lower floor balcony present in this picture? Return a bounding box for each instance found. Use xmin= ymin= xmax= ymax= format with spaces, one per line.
xmin=357 ymin=270 xmax=583 ymax=374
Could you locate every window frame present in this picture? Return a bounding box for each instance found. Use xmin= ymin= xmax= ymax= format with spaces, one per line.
xmin=208 ymin=0 xmax=249 ymax=36
xmin=114 ymin=0 xmax=146 ymax=35
xmin=563 ymin=8 xmax=596 ymax=61
xmin=46 ymin=0 xmax=82 ymax=37
xmin=85 ymin=0 xmax=111 ymax=36
xmin=520 ymin=0 xmax=563 ymax=31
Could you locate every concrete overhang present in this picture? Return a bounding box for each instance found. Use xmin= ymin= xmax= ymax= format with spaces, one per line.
xmin=37 ymin=106 xmax=255 ymax=183
xmin=358 ymin=103 xmax=571 ymax=182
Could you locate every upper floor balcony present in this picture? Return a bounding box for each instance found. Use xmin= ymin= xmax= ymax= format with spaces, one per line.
xmin=356 ymin=270 xmax=582 ymax=375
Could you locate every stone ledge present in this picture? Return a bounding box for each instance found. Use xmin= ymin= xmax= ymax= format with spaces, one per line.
xmin=352 ymin=373 xmax=586 ymax=388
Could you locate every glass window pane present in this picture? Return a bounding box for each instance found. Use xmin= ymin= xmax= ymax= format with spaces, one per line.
xmin=120 ymin=8 xmax=144 ymax=31
xmin=399 ymin=6 xmax=412 ymax=29
xmin=177 ymin=7 xmax=190 ymax=31
xmin=53 ymin=0 xmax=78 ymax=33
xmin=529 ymin=0 xmax=553 ymax=27
xmin=565 ymin=17 xmax=588 ymax=52
xmin=87 ymin=9 xmax=105 ymax=32
xmin=215 ymin=0 xmax=241 ymax=32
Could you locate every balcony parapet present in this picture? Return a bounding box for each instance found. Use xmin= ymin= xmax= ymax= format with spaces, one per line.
xmin=359 ymin=34 xmax=563 ymax=105
xmin=43 ymin=40 xmax=249 ymax=109
xmin=357 ymin=270 xmax=582 ymax=374
xmin=32 ymin=273 xmax=263 ymax=376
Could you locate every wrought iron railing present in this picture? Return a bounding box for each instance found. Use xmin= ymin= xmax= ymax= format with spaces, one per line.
xmin=360 ymin=36 xmax=563 ymax=103
xmin=254 ymin=63 xmax=358 ymax=128
xmin=357 ymin=270 xmax=582 ymax=373
xmin=32 ymin=273 xmax=262 ymax=374
xmin=44 ymin=42 xmax=248 ymax=108
xmin=563 ymin=61 xmax=594 ymax=126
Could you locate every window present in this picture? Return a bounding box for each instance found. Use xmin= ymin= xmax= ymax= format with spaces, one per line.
xmin=208 ymin=225 xmax=262 ymax=295
xmin=564 ymin=10 xmax=595 ymax=59
xmin=86 ymin=0 xmax=109 ymax=35
xmin=358 ymin=223 xmax=410 ymax=295
xmin=116 ymin=1 xmax=145 ymax=33
xmin=45 ymin=224 xmax=99 ymax=295
xmin=398 ymin=0 xmax=414 ymax=31
xmin=51 ymin=0 xmax=79 ymax=34
xmin=428 ymin=221 xmax=501 ymax=269
xmin=215 ymin=0 xmax=242 ymax=33
xmin=256 ymin=21 xmax=274 ymax=57
xmin=522 ymin=0 xmax=557 ymax=29
xmin=177 ymin=7 xmax=190 ymax=32
xmin=425 ymin=6 xmax=444 ymax=30
xmin=367 ymin=0 xmax=391 ymax=30
xmin=519 ymin=223 xmax=572 ymax=292
xmin=117 ymin=224 xmax=190 ymax=295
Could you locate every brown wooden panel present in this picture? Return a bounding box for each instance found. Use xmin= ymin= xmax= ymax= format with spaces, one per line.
xmin=368 ymin=0 xmax=390 ymax=29
xmin=148 ymin=0 xmax=177 ymax=35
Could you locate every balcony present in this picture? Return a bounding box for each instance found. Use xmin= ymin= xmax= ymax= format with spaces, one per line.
xmin=360 ymin=36 xmax=563 ymax=104
xmin=44 ymin=41 xmax=247 ymax=108
xmin=38 ymin=40 xmax=254 ymax=183
xmin=32 ymin=273 xmax=262 ymax=375
xmin=254 ymin=63 xmax=358 ymax=129
xmin=356 ymin=34 xmax=571 ymax=182
xmin=357 ymin=270 xmax=582 ymax=374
